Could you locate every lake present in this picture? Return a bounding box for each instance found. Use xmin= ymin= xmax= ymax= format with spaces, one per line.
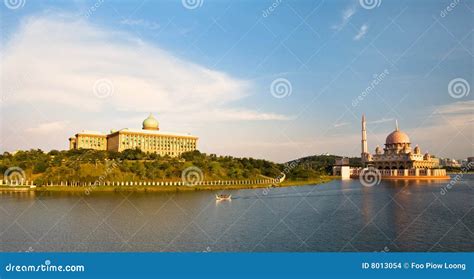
xmin=1 ymin=174 xmax=472 ymax=252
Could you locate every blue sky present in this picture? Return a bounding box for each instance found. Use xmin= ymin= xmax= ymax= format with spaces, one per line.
xmin=0 ymin=0 xmax=472 ymax=162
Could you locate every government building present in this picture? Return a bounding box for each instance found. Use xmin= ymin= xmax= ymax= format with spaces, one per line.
xmin=69 ymin=114 xmax=198 ymax=157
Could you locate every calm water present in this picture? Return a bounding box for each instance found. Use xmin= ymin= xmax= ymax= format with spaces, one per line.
xmin=1 ymin=175 xmax=472 ymax=252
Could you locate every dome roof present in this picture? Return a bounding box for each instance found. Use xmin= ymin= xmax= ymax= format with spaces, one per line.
xmin=414 ymin=145 xmax=421 ymax=154
xmin=386 ymin=130 xmax=410 ymax=145
xmin=142 ymin=113 xmax=159 ymax=130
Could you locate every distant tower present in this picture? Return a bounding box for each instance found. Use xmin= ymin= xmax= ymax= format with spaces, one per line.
xmin=361 ymin=114 xmax=369 ymax=165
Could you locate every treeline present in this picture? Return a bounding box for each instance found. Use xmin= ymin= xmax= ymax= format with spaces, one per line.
xmin=0 ymin=149 xmax=347 ymax=186
xmin=285 ymin=155 xmax=362 ymax=180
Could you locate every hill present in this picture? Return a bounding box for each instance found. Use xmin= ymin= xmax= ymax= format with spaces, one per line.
xmin=0 ymin=149 xmax=363 ymax=187
xmin=0 ymin=149 xmax=338 ymax=186
xmin=284 ymin=154 xmax=362 ymax=180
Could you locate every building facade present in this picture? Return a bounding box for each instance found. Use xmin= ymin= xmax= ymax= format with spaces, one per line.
xmin=69 ymin=114 xmax=198 ymax=157
xmin=439 ymin=158 xmax=462 ymax=168
xmin=69 ymin=131 xmax=107 ymax=150
xmin=332 ymin=158 xmax=351 ymax=179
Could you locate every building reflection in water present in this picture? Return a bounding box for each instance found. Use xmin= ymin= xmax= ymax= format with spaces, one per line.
xmin=358 ymin=180 xmax=414 ymax=246
xmin=1 ymin=190 xmax=36 ymax=200
xmin=359 ymin=178 xmax=450 ymax=250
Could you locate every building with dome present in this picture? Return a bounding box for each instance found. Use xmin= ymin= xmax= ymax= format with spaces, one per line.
xmin=355 ymin=114 xmax=447 ymax=178
xmin=334 ymin=115 xmax=447 ymax=179
xmin=69 ymin=114 xmax=198 ymax=157
xmin=361 ymin=115 xmax=440 ymax=170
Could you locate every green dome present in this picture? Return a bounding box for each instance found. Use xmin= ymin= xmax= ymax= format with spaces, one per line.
xmin=142 ymin=113 xmax=159 ymax=130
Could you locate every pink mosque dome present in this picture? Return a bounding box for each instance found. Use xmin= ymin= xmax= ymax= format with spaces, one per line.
xmin=385 ymin=120 xmax=410 ymax=145
xmin=386 ymin=130 xmax=410 ymax=144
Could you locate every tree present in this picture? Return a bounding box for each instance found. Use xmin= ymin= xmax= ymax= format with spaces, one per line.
xmin=33 ymin=161 xmax=49 ymax=174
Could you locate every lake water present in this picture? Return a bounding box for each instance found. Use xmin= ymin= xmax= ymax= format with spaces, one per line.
xmin=1 ymin=175 xmax=472 ymax=252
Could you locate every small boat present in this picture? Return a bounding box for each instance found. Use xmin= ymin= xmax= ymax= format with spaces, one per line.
xmin=216 ymin=194 xmax=232 ymax=201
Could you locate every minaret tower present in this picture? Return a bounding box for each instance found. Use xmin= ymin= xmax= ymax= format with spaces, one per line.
xmin=361 ymin=114 xmax=369 ymax=165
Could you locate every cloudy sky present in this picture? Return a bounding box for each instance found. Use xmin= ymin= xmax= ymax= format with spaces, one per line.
xmin=0 ymin=0 xmax=472 ymax=162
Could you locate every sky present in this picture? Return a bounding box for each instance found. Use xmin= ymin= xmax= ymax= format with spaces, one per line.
xmin=0 ymin=0 xmax=472 ymax=162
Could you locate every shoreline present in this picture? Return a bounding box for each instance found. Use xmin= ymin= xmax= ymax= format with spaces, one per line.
xmin=447 ymin=171 xmax=474 ymax=175
xmin=0 ymin=177 xmax=334 ymax=193
xmin=349 ymin=175 xmax=451 ymax=180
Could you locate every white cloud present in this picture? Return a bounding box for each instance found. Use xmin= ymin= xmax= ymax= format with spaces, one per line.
xmin=120 ymin=19 xmax=160 ymax=30
xmin=1 ymin=15 xmax=287 ymax=121
xmin=435 ymin=100 xmax=473 ymax=115
xmin=332 ymin=6 xmax=356 ymax=31
xmin=334 ymin=122 xmax=349 ymax=128
xmin=434 ymin=100 xmax=474 ymax=126
xmin=205 ymin=109 xmax=293 ymax=121
xmin=26 ymin=121 xmax=69 ymax=134
xmin=353 ymin=24 xmax=368 ymax=41
xmin=368 ymin=117 xmax=394 ymax=124
xmin=396 ymin=101 xmax=473 ymax=159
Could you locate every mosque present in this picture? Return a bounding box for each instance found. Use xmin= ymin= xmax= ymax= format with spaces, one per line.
xmin=334 ymin=115 xmax=448 ymax=179
xmin=361 ymin=115 xmax=441 ymax=170
xmin=69 ymin=114 xmax=198 ymax=157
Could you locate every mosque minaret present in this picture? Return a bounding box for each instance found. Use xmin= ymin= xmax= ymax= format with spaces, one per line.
xmin=361 ymin=114 xmax=369 ymax=165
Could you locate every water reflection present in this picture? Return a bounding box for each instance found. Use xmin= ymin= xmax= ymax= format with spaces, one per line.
xmin=0 ymin=175 xmax=472 ymax=252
